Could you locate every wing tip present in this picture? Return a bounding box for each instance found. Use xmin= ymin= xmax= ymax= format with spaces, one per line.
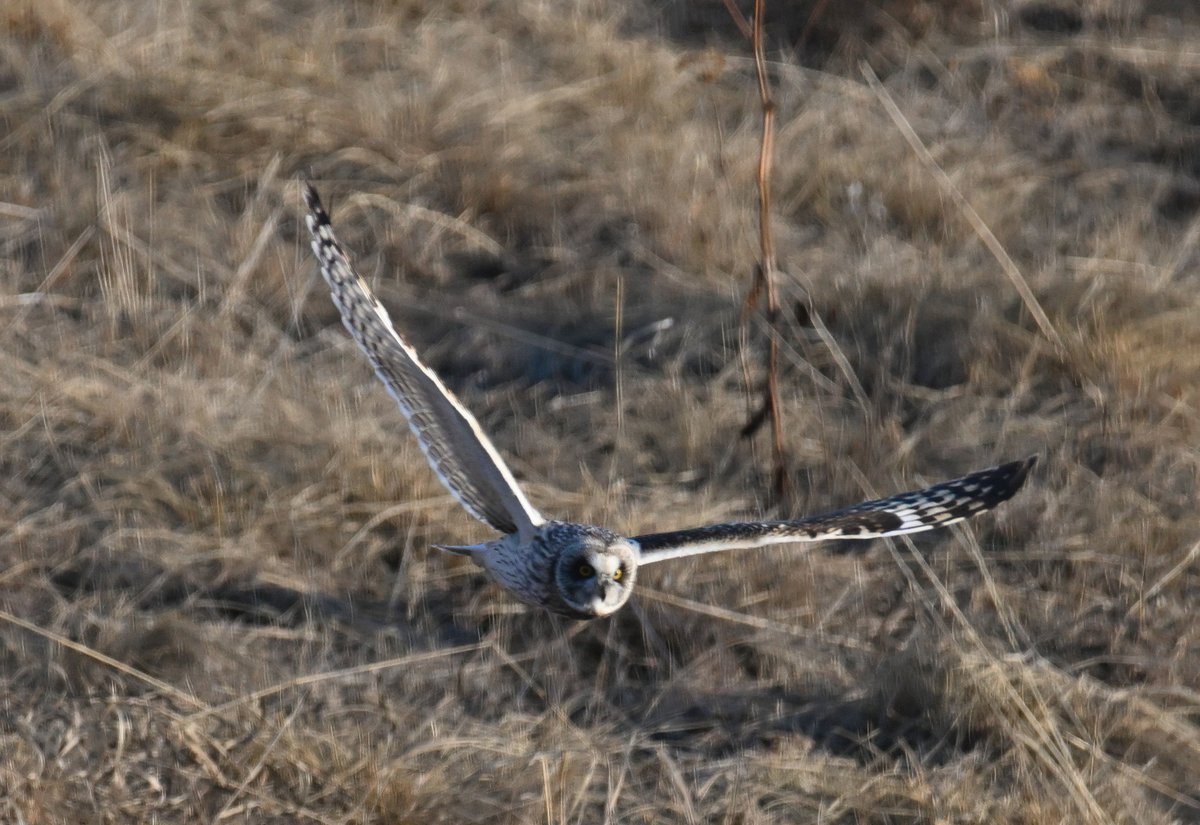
xmin=998 ymin=454 xmax=1037 ymax=497
xmin=303 ymin=181 xmax=322 ymax=209
xmin=303 ymin=182 xmax=331 ymax=230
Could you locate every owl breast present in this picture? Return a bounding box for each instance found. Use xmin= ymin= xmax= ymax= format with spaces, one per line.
xmin=479 ymin=530 xmax=561 ymax=612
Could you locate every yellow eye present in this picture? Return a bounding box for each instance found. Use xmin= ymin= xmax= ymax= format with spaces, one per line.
xmin=613 ymin=568 xmax=623 ymax=581
xmin=577 ymin=563 xmax=594 ymax=578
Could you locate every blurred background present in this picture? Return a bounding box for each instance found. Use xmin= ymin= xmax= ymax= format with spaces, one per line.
xmin=3 ymin=0 xmax=1200 ymax=821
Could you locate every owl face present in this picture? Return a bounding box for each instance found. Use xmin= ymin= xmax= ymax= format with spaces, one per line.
xmin=553 ymin=529 xmax=638 ymax=618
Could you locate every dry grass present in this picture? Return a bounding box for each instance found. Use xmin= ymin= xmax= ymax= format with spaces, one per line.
xmin=4 ymin=0 xmax=1200 ymax=821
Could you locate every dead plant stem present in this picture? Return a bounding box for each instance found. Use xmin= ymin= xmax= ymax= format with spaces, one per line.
xmin=741 ymin=0 xmax=790 ymax=501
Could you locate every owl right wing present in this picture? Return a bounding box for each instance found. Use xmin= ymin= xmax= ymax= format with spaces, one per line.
xmin=304 ymin=184 xmax=546 ymax=539
xmin=633 ymin=457 xmax=1035 ymax=565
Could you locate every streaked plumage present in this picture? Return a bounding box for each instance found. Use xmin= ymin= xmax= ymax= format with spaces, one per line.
xmin=304 ymin=184 xmax=1034 ymax=619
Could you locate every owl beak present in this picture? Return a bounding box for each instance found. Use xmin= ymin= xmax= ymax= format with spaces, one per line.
xmin=598 ymin=579 xmax=619 ymax=604
xmin=586 ymin=578 xmax=624 ymax=616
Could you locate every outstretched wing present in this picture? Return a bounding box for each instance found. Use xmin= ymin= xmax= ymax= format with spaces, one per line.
xmin=303 ymin=184 xmax=545 ymax=538
xmin=634 ymin=457 xmax=1035 ymax=565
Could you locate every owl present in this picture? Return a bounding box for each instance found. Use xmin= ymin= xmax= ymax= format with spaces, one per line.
xmin=303 ymin=184 xmax=1033 ymax=619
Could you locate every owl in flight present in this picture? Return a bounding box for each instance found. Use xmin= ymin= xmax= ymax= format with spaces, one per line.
xmin=303 ymin=184 xmax=1033 ymax=620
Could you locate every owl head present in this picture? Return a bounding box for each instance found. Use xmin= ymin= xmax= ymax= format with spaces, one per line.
xmin=551 ymin=524 xmax=638 ymax=618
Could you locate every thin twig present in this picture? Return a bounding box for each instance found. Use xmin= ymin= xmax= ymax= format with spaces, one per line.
xmin=0 ymin=608 xmax=209 ymax=713
xmin=720 ymin=0 xmax=752 ymax=39
xmin=186 ymin=642 xmax=484 ymax=721
xmin=638 ymin=587 xmax=869 ymax=652
xmin=1127 ymin=537 xmax=1200 ymax=619
xmin=797 ymin=0 xmax=831 ymax=50
xmin=860 ymin=62 xmax=1067 ymax=354
xmin=212 ymin=698 xmax=306 ymax=824
xmin=741 ymin=0 xmax=791 ymax=501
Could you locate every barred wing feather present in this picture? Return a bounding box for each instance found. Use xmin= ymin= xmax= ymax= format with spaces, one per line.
xmin=634 ymin=458 xmax=1034 ymax=565
xmin=304 ymin=185 xmax=545 ymax=538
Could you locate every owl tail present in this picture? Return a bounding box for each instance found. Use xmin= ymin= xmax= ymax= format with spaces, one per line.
xmin=432 ymin=543 xmax=490 ymax=566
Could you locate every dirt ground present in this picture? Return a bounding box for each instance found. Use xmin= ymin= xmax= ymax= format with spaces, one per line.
xmin=4 ymin=0 xmax=1200 ymax=822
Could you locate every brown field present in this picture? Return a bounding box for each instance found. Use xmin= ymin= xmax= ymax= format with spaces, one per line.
xmin=4 ymin=0 xmax=1200 ymax=822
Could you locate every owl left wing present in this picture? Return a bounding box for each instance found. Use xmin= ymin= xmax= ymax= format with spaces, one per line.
xmin=304 ymin=184 xmax=546 ymax=539
xmin=633 ymin=457 xmax=1035 ymax=565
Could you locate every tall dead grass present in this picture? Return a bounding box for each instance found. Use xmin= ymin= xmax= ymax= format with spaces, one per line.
xmin=3 ymin=0 xmax=1200 ymax=822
